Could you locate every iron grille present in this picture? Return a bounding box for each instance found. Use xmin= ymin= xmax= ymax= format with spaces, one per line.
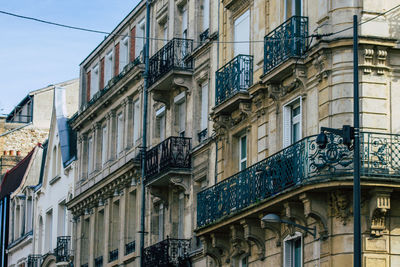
xmin=215 ymin=54 xmax=253 ymax=106
xmin=27 ymin=255 xmax=42 ymax=267
xmin=54 ymin=236 xmax=71 ymax=262
xmin=109 ymin=248 xmax=118 ymax=262
xmin=94 ymin=256 xmax=103 ymax=267
xmin=145 ymin=136 xmax=191 ymax=183
xmin=148 ymin=38 xmax=194 ymax=86
xmin=143 ymin=237 xmax=191 ymax=267
xmin=199 ymin=28 xmax=210 ymax=44
xmin=125 ymin=240 xmax=136 ymax=255
xmin=197 ymin=132 xmax=400 ymax=228
xmin=264 ymin=16 xmax=308 ymax=73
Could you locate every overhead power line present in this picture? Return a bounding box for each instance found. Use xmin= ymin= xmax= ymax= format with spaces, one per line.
xmin=1 ymin=5 xmax=400 ymax=44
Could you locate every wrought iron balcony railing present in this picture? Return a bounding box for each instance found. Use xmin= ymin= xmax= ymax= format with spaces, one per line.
xmin=109 ymin=248 xmax=118 ymax=262
xmin=199 ymin=28 xmax=210 ymax=44
xmin=198 ymin=129 xmax=208 ymax=143
xmin=27 ymin=254 xmax=42 ymax=267
xmin=215 ymin=54 xmax=253 ymax=106
xmin=94 ymin=256 xmax=103 ymax=267
xmin=54 ymin=236 xmax=71 ymax=262
xmin=145 ymin=136 xmax=191 ymax=183
xmin=197 ymin=132 xmax=400 ymax=228
xmin=81 ymin=264 xmax=88 ymax=267
xmin=148 ymin=38 xmax=194 ymax=87
xmin=143 ymin=237 xmax=191 ymax=267
xmin=125 ymin=240 xmax=136 ymax=255
xmin=264 ymin=16 xmax=308 ymax=74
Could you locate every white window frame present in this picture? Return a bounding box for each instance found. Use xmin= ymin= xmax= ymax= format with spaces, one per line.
xmin=238 ymin=254 xmax=249 ymax=267
xmin=119 ymin=36 xmax=129 ymax=73
xmin=117 ymin=113 xmax=124 ymax=154
xmin=181 ymin=5 xmax=188 ymax=39
xmin=174 ymin=92 xmax=186 ymax=136
xmin=90 ymin=64 xmax=99 ymax=98
xmin=234 ymin=10 xmax=250 ymax=57
xmin=133 ymin=99 xmax=141 ymax=143
xmin=239 ymin=134 xmax=247 ymax=171
xmin=101 ymin=125 xmax=108 ymax=166
xmin=156 ymin=106 xmax=166 ymax=141
xmin=203 ymin=0 xmax=210 ymax=31
xmin=283 ymin=96 xmax=302 ymax=148
xmin=105 ymin=50 xmax=114 ymax=85
xmin=136 ymin=19 xmax=145 ymax=58
xmin=283 ymin=232 xmax=303 ymax=267
xmin=200 ymin=82 xmax=209 ymax=131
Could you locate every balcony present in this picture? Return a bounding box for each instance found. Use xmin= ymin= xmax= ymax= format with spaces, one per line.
xmin=54 ymin=236 xmax=71 ymax=263
xmin=109 ymin=248 xmax=119 ymax=262
xmin=143 ymin=238 xmax=191 ymax=267
xmin=197 ymin=132 xmax=400 ymax=228
xmin=27 ymin=255 xmax=42 ymax=267
xmin=148 ymin=38 xmax=193 ymax=88
xmin=125 ymin=240 xmax=136 ymax=255
xmin=94 ymin=256 xmax=103 ymax=267
xmin=215 ymin=55 xmax=253 ymax=108
xmin=145 ymin=136 xmax=191 ymax=185
xmin=263 ymin=16 xmax=308 ymax=75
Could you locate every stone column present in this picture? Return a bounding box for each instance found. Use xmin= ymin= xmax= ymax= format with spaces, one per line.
xmin=89 ymin=210 xmax=95 ymax=267
xmin=103 ymin=199 xmax=111 ymax=263
xmin=75 ymin=215 xmax=83 ymax=267
xmin=119 ymin=186 xmax=128 ymax=258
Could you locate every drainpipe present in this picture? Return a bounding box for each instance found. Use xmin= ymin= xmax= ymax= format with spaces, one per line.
xmin=139 ymin=0 xmax=151 ymax=266
xmin=214 ymin=0 xmax=220 ymax=185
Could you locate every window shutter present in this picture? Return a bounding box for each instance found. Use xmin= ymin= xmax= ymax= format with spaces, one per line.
xmin=283 ymin=105 xmax=291 ymax=148
xmin=130 ymin=27 xmax=136 ymax=62
xmin=100 ymin=57 xmax=105 ymax=90
xmin=234 ymin=10 xmax=250 ymax=56
xmin=114 ymin=43 xmax=120 ymax=77
xmin=86 ymin=71 xmax=91 ymax=102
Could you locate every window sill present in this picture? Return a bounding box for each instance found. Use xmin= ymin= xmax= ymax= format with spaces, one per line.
xmin=49 ymin=175 xmax=61 ymax=185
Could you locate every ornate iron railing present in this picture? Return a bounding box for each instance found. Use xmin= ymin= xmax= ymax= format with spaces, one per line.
xmin=145 ymin=136 xmax=191 ymax=183
xmin=198 ymin=129 xmax=208 ymax=143
xmin=215 ymin=55 xmax=253 ymax=106
xmin=197 ymin=132 xmax=400 ymax=227
xmin=125 ymin=240 xmax=136 ymax=255
xmin=109 ymin=248 xmax=118 ymax=262
xmin=143 ymin=237 xmax=191 ymax=267
xmin=81 ymin=264 xmax=88 ymax=267
xmin=199 ymin=28 xmax=209 ymax=44
xmin=94 ymin=256 xmax=103 ymax=267
xmin=148 ymin=38 xmax=194 ymax=86
xmin=264 ymin=16 xmax=308 ymax=74
xmin=54 ymin=236 xmax=71 ymax=262
xmin=27 ymin=254 xmax=42 ymax=267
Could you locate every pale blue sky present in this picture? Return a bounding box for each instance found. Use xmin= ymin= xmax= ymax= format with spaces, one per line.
xmin=0 ymin=0 xmax=140 ymax=114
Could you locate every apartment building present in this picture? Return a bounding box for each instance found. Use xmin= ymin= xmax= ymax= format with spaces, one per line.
xmin=195 ymin=0 xmax=400 ymax=266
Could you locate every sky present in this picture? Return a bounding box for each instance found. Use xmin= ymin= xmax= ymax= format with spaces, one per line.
xmin=0 ymin=0 xmax=141 ymax=114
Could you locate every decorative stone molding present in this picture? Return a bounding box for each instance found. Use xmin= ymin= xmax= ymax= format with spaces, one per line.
xmin=170 ymin=176 xmax=190 ymax=195
xmin=363 ymin=48 xmax=374 ymax=74
xmin=377 ymin=48 xmax=388 ymax=75
xmin=299 ymin=193 xmax=329 ymax=240
xmin=200 ymin=236 xmax=223 ymax=267
xmin=241 ymin=219 xmax=266 ymax=260
xmin=313 ymin=51 xmax=330 ymax=82
xmin=212 ymin=114 xmax=231 ymax=138
xmin=229 ymin=225 xmax=249 ymax=259
xmin=231 ymin=103 xmax=252 ymax=125
xmin=260 ymin=216 xmax=282 ymax=247
xmin=329 ymin=190 xmax=352 ymax=225
xmin=369 ymin=188 xmax=392 ymax=237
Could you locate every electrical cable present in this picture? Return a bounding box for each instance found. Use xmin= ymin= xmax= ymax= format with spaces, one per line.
xmin=1 ymin=4 xmax=400 ymax=44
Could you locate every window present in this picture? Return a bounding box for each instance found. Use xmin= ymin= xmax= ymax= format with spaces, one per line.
xmin=111 ymin=201 xmax=120 ymax=251
xmin=133 ymin=100 xmax=141 ymax=143
xmin=178 ymin=193 xmax=184 ymax=239
xmin=182 ymin=6 xmax=188 ymax=39
xmin=203 ymin=0 xmax=210 ymax=31
xmin=45 ymin=210 xmax=53 ymax=252
xmin=57 ymin=202 xmax=67 ymax=236
xmin=284 ymin=232 xmax=302 ymax=267
xmin=201 ymin=82 xmax=209 ymax=131
xmin=136 ymin=19 xmax=145 ymax=57
xmin=51 ymin=146 xmax=57 ymax=178
xmin=156 ymin=106 xmax=166 ymax=141
xmin=102 ymin=126 xmax=108 ymax=165
xmin=239 ymin=135 xmax=247 ymax=171
xmin=239 ymin=255 xmax=248 ymax=267
xmin=117 ymin=113 xmax=124 ymax=154
xmin=96 ymin=209 xmax=105 ymax=258
xmin=105 ymin=50 xmax=114 ymax=85
xmin=285 ymin=0 xmax=302 ymax=19
xmin=158 ymin=203 xmax=164 ymax=242
xmin=26 ymin=198 xmax=32 ymax=232
xmin=174 ymin=92 xmax=186 ymax=136
xmin=283 ymin=97 xmax=302 ymax=147
xmin=119 ymin=36 xmax=129 ymax=72
xmin=90 ymin=65 xmax=99 ymax=98
xmin=234 ymin=10 xmax=250 ymax=56
xmin=87 ymin=136 xmax=93 ymax=174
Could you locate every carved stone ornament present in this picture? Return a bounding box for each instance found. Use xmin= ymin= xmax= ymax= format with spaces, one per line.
xmin=313 ymin=51 xmax=330 ymax=82
xmin=369 ymin=188 xmax=392 ymax=237
xmin=231 ymin=103 xmax=252 ymax=125
xmin=329 ymin=191 xmax=352 ymax=225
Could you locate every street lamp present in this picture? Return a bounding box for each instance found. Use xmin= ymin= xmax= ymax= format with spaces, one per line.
xmin=316 ymin=125 xmax=354 ymax=150
xmin=261 ymin=213 xmax=316 ymax=238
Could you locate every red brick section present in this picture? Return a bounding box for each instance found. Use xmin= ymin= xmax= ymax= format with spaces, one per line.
xmin=114 ymin=42 xmax=120 ymax=76
xmin=86 ymin=71 xmax=91 ymax=102
xmin=130 ymin=26 xmax=136 ymax=62
xmin=100 ymin=57 xmax=105 ymax=89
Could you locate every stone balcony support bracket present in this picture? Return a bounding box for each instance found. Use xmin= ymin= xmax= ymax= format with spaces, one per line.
xmin=369 ymin=188 xmax=392 ymax=237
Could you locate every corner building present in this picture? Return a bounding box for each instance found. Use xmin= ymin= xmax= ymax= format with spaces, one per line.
xmin=196 ymin=0 xmax=400 ymax=267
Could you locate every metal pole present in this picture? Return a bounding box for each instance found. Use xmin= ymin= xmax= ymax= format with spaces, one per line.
xmin=139 ymin=0 xmax=151 ymax=266
xmin=353 ymin=14 xmax=361 ymax=267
